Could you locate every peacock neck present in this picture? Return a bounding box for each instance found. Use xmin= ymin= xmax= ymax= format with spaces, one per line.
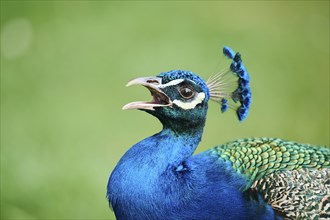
xmin=107 ymin=117 xmax=206 ymax=219
xmin=116 ymin=116 xmax=206 ymax=172
xmin=156 ymin=120 xmax=205 ymax=163
xmin=161 ymin=124 xmax=204 ymax=149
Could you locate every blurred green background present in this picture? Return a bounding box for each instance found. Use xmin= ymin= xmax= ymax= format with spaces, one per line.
xmin=1 ymin=1 xmax=329 ymax=219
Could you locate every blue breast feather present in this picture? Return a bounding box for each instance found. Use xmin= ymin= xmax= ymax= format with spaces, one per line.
xmin=107 ymin=130 xmax=280 ymax=220
xmin=107 ymin=46 xmax=281 ymax=219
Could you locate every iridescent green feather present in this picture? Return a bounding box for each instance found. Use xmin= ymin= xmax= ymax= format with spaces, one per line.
xmin=209 ymin=137 xmax=329 ymax=187
xmin=208 ymin=137 xmax=330 ymax=219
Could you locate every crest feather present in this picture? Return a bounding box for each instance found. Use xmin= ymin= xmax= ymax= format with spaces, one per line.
xmin=206 ymin=46 xmax=252 ymax=121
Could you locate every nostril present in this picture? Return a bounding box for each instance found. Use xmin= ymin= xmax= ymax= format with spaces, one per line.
xmin=147 ymin=80 xmax=160 ymax=85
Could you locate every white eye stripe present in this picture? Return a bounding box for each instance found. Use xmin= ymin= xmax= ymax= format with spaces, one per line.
xmin=172 ymin=92 xmax=205 ymax=110
xmin=158 ymin=79 xmax=185 ymax=88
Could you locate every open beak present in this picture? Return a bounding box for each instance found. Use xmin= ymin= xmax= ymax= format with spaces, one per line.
xmin=122 ymin=77 xmax=172 ymax=111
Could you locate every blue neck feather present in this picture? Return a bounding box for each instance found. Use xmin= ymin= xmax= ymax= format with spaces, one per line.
xmin=107 ymin=120 xmax=205 ymax=218
xmin=108 ymin=112 xmax=280 ymax=219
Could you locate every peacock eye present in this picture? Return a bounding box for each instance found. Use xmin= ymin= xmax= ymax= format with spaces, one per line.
xmin=178 ymin=84 xmax=195 ymax=99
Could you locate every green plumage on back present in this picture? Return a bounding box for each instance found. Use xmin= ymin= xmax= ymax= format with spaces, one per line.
xmin=208 ymin=137 xmax=330 ymax=219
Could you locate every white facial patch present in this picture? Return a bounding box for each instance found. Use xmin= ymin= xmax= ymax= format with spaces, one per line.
xmin=159 ymin=79 xmax=185 ymax=88
xmin=172 ymin=92 xmax=206 ymax=110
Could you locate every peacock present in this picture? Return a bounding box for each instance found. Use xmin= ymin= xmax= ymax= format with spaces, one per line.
xmin=107 ymin=46 xmax=329 ymax=220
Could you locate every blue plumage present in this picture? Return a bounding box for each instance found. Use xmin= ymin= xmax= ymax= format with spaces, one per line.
xmin=107 ymin=47 xmax=263 ymax=219
xmin=107 ymin=128 xmax=279 ymax=220
xmin=223 ymin=46 xmax=235 ymax=59
xmin=107 ymin=47 xmax=327 ymax=219
xmin=220 ymin=98 xmax=228 ymax=113
xmin=220 ymin=47 xmax=251 ymax=121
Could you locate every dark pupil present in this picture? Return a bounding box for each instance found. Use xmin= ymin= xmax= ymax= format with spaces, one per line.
xmin=180 ymin=87 xmax=193 ymax=98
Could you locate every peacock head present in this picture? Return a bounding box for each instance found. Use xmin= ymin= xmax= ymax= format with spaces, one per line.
xmin=122 ymin=46 xmax=252 ymax=131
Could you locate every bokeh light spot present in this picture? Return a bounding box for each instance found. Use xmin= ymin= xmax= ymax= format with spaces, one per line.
xmin=1 ymin=18 xmax=33 ymax=60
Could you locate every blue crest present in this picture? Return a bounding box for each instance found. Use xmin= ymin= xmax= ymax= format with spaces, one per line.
xmin=207 ymin=46 xmax=252 ymax=121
